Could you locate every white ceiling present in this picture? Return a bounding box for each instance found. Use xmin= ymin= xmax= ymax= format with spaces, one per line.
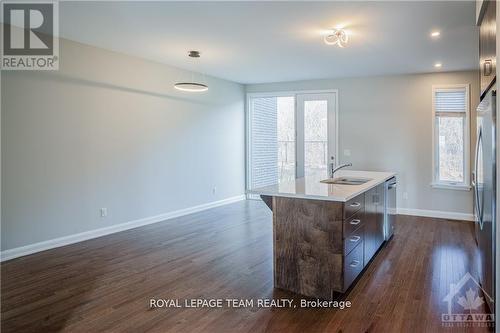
xmin=58 ymin=1 xmax=478 ymax=84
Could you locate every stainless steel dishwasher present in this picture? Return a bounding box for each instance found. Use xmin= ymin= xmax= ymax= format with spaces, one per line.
xmin=384 ymin=177 xmax=396 ymax=240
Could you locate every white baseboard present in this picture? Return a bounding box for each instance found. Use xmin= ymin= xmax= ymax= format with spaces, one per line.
xmin=397 ymin=208 xmax=474 ymax=221
xmin=1 ymin=195 xmax=246 ymax=262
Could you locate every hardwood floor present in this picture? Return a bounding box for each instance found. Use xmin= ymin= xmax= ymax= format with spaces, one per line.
xmin=1 ymin=200 xmax=493 ymax=332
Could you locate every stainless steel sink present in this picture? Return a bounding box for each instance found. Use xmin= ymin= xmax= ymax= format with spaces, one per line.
xmin=320 ymin=177 xmax=372 ymax=185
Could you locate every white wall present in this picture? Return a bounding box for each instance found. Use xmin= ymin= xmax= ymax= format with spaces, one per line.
xmin=246 ymin=71 xmax=480 ymax=216
xmin=1 ymin=38 xmax=245 ymax=251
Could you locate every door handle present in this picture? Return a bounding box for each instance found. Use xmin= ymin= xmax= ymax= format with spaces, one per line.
xmin=350 ymin=219 xmax=361 ymax=225
xmin=349 ymin=202 xmax=361 ymax=208
xmin=474 ymin=128 xmax=483 ymax=228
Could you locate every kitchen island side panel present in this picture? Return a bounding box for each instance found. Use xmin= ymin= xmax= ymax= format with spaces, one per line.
xmin=273 ymin=197 xmax=344 ymax=298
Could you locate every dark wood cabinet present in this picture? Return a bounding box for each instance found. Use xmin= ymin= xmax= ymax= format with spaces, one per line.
xmin=344 ymin=225 xmax=363 ymax=255
xmin=374 ymin=184 xmax=386 ymax=250
xmin=343 ymin=210 xmax=363 ymax=236
xmin=343 ymin=238 xmax=364 ymax=291
xmin=363 ymin=184 xmax=385 ymax=265
xmin=479 ymin=0 xmax=496 ymax=98
xmin=263 ymin=184 xmax=388 ymax=298
xmin=344 ymin=193 xmax=365 ymax=219
xmin=363 ymin=187 xmax=377 ymax=265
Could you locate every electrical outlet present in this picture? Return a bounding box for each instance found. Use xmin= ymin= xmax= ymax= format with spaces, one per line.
xmin=100 ymin=208 xmax=108 ymax=218
xmin=343 ymin=149 xmax=351 ymax=157
xmin=402 ymin=192 xmax=409 ymax=200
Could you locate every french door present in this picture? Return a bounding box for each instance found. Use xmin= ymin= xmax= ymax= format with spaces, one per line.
xmin=296 ymin=93 xmax=337 ymax=178
xmin=247 ymin=91 xmax=337 ymax=193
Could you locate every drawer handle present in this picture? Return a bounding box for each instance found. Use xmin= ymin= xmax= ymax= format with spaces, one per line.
xmin=350 ymin=260 xmax=361 ymax=268
xmin=350 ymin=219 xmax=361 ymax=225
xmin=349 ymin=236 xmax=361 ymax=242
xmin=349 ymin=202 xmax=361 ymax=208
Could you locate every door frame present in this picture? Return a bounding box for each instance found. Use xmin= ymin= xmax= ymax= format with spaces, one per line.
xmin=246 ymin=89 xmax=339 ymax=195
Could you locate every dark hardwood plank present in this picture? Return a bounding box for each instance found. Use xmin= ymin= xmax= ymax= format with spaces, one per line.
xmin=1 ymin=200 xmax=491 ymax=332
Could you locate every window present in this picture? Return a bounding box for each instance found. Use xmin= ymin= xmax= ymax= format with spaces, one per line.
xmin=248 ymin=96 xmax=279 ymax=191
xmin=247 ymin=95 xmax=295 ymax=197
xmin=431 ymin=85 xmax=470 ymax=190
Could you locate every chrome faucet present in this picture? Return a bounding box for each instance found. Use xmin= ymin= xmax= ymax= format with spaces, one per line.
xmin=330 ymin=162 xmax=352 ymax=178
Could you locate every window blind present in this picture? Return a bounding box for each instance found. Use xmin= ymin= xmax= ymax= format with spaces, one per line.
xmin=250 ymin=97 xmax=278 ymax=190
xmin=434 ymin=89 xmax=466 ymax=113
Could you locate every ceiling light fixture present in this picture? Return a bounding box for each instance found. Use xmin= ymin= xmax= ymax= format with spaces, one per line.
xmin=174 ymin=82 xmax=208 ymax=92
xmin=174 ymin=51 xmax=208 ymax=92
xmin=430 ymin=31 xmax=441 ymax=38
xmin=434 ymin=63 xmax=442 ymax=68
xmin=324 ymin=28 xmax=349 ymax=48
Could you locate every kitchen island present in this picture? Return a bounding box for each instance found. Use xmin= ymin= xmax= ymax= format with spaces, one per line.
xmin=249 ymin=170 xmax=396 ymax=300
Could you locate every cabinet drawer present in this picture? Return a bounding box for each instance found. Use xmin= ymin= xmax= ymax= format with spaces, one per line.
xmin=344 ymin=211 xmax=363 ymax=236
xmin=344 ymin=193 xmax=364 ymax=219
xmin=344 ymin=225 xmax=364 ymax=255
xmin=343 ymin=241 xmax=364 ymax=291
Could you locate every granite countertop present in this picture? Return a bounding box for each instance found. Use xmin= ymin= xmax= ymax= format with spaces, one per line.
xmin=248 ymin=170 xmax=397 ymax=202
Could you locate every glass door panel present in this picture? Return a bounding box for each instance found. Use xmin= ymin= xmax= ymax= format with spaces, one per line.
xmin=296 ymin=93 xmax=337 ymax=178
xmin=304 ymin=100 xmax=328 ymax=178
xmin=277 ymin=97 xmax=296 ymax=183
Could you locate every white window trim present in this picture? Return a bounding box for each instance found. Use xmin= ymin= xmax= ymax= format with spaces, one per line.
xmin=431 ymin=84 xmax=471 ymax=191
xmin=245 ymin=89 xmax=339 ymax=196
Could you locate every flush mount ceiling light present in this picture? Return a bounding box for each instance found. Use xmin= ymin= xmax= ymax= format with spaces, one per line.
xmin=430 ymin=31 xmax=441 ymax=38
xmin=324 ymin=29 xmax=349 ymax=47
xmin=174 ymin=51 xmax=208 ymax=92
xmin=434 ymin=63 xmax=442 ymax=68
xmin=174 ymin=82 xmax=208 ymax=92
